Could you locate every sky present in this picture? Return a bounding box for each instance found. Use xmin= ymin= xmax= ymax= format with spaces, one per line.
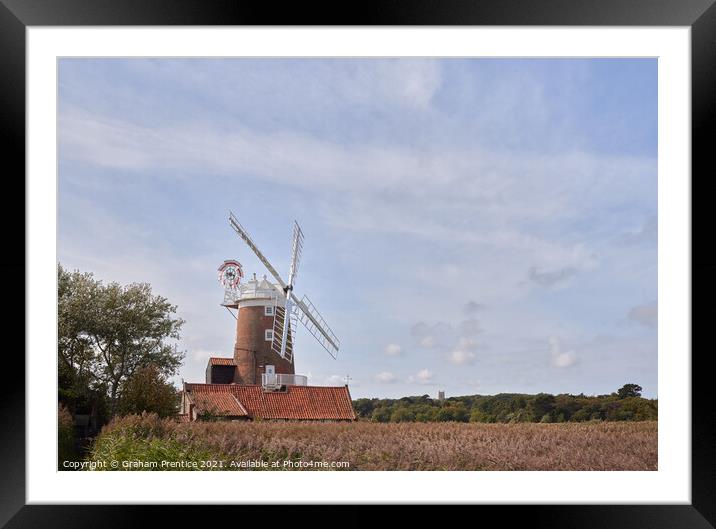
xmin=57 ymin=58 xmax=658 ymax=399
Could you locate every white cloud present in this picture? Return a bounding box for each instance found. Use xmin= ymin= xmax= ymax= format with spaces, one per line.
xmin=59 ymin=104 xmax=654 ymax=233
xmin=417 ymin=369 xmax=432 ymax=382
xmin=407 ymin=368 xmax=434 ymax=384
xmin=419 ymin=336 xmax=435 ymax=348
xmin=450 ymin=350 xmax=476 ymax=366
xmin=411 ymin=321 xmax=452 ymax=349
xmin=449 ymin=337 xmax=478 ymax=366
xmin=627 ymin=301 xmax=657 ymax=328
xmin=390 ymin=59 xmax=442 ymax=109
xmin=324 ymin=374 xmax=347 ymax=386
xmin=190 ymin=349 xmax=217 ymax=363
xmin=549 ymin=336 xmax=577 ymax=368
xmin=384 ymin=343 xmax=402 ymax=356
xmin=375 ymin=371 xmax=397 ymax=383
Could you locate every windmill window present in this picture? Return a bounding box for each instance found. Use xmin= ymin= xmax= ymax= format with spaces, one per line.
xmin=265 ymin=306 xmax=275 ymax=316
xmin=265 ymin=329 xmax=274 ymax=341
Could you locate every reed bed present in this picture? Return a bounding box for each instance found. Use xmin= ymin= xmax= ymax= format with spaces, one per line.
xmin=87 ymin=415 xmax=657 ymax=471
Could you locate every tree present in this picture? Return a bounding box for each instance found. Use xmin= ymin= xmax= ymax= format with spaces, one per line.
xmin=469 ymin=409 xmax=490 ymax=423
xmin=450 ymin=403 xmax=470 ymax=422
xmin=528 ymin=393 xmax=556 ymax=422
xmin=371 ymin=407 xmax=391 ymax=423
xmin=58 ymin=404 xmax=76 ymax=468
xmin=58 ymin=266 xmax=100 ymax=409
xmin=390 ymin=407 xmax=415 ymax=423
xmin=435 ymin=407 xmax=455 ymax=422
xmin=58 ymin=264 xmax=185 ymax=416
xmin=353 ymin=398 xmax=376 ymax=419
xmin=117 ymin=364 xmax=180 ymax=417
xmin=617 ymin=383 xmax=643 ymax=399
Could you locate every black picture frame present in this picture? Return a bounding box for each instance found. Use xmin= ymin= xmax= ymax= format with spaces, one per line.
xmin=2 ymin=0 xmax=713 ymax=527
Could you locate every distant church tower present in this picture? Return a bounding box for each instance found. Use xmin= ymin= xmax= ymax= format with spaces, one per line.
xmin=226 ymin=273 xmax=294 ymax=384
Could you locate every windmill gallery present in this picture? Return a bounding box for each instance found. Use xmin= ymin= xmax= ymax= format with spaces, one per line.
xmin=179 ymin=212 xmax=356 ymax=422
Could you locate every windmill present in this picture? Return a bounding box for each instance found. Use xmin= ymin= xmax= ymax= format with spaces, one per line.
xmin=228 ymin=211 xmax=340 ymax=364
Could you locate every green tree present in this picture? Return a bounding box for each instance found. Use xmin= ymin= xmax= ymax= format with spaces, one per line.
xmin=528 ymin=393 xmax=556 ymax=422
xmin=570 ymin=408 xmax=591 ymax=422
xmin=390 ymin=407 xmax=416 ymax=423
xmin=469 ymin=409 xmax=490 ymax=423
xmin=58 ymin=264 xmax=185 ymax=416
xmin=371 ymin=407 xmax=391 ymax=423
xmin=450 ymin=403 xmax=470 ymax=422
xmin=617 ymin=383 xmax=643 ymax=399
xmin=436 ymin=407 xmax=455 ymax=422
xmin=353 ymin=398 xmax=376 ymax=419
xmin=415 ymin=406 xmax=437 ymax=422
xmin=117 ymin=364 xmax=180 ymax=417
xmin=58 ymin=404 xmax=76 ymax=469
xmin=58 ymin=266 xmax=100 ymax=410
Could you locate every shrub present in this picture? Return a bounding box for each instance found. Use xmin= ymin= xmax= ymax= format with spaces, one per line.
xmin=88 ymin=413 xmax=215 ymax=470
xmin=371 ymin=407 xmax=391 ymax=423
xmin=435 ymin=408 xmax=454 ymax=422
xmin=58 ymin=404 xmax=76 ymax=469
xmin=390 ymin=407 xmax=415 ymax=423
xmin=117 ymin=364 xmax=180 ymax=418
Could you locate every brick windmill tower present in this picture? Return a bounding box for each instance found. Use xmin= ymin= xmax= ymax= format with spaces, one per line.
xmin=206 ymin=213 xmax=340 ymax=389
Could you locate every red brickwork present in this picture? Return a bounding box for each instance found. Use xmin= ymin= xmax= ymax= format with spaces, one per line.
xmin=233 ymin=305 xmax=294 ymax=384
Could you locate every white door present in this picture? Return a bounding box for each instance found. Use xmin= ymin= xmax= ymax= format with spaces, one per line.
xmin=265 ymin=364 xmax=276 ymax=385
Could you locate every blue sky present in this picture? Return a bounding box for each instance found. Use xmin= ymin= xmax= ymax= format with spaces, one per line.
xmin=58 ymin=58 xmax=658 ymax=399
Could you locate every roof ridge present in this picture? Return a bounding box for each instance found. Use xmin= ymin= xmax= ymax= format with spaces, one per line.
xmin=231 ymin=394 xmax=248 ymax=416
xmin=184 ymin=383 xmax=355 ymax=420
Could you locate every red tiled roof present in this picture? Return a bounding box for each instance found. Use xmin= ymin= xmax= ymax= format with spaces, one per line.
xmin=208 ymin=357 xmax=236 ymax=366
xmin=190 ymin=391 xmax=248 ymax=417
xmin=176 ymin=414 xmax=191 ymax=423
xmin=185 ymin=383 xmax=355 ymax=421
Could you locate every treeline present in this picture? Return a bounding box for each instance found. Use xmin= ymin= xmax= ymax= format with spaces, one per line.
xmin=352 ymin=384 xmax=657 ymax=423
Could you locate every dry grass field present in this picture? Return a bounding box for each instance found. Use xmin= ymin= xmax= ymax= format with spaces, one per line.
xmin=87 ymin=414 xmax=657 ymax=471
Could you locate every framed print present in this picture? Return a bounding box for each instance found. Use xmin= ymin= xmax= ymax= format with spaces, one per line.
xmin=3 ymin=0 xmax=715 ymax=527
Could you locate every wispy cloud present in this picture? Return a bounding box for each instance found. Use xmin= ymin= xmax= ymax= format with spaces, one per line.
xmin=464 ymin=301 xmax=485 ymax=315
xmin=384 ymin=343 xmax=402 ymax=356
xmin=375 ymin=371 xmax=397 ymax=383
xmin=324 ymin=374 xmax=347 ymax=386
xmin=449 ymin=337 xmax=479 ymax=366
xmin=620 ymin=216 xmax=657 ymax=245
xmin=528 ymin=266 xmax=578 ymax=287
xmin=627 ymin=301 xmax=658 ymax=328
xmin=550 ymin=337 xmax=577 ymax=368
xmin=407 ymin=368 xmax=434 ymax=384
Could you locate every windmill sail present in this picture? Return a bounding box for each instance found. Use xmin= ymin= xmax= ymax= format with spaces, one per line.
xmin=278 ymin=221 xmax=304 ymax=359
xmin=228 ymin=211 xmax=340 ymax=361
xmin=271 ymin=304 xmax=297 ymax=363
xmin=228 ymin=212 xmax=287 ymax=293
xmin=292 ymin=294 xmax=339 ymax=359
xmin=287 ymin=221 xmax=304 ymax=287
